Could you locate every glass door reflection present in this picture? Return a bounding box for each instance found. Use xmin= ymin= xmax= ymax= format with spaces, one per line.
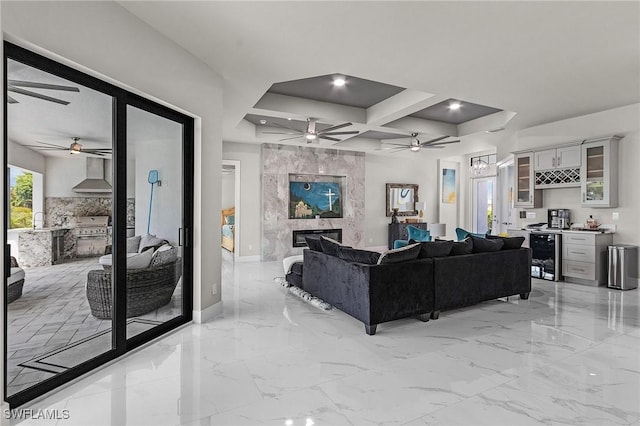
xmin=125 ymin=105 xmax=184 ymax=339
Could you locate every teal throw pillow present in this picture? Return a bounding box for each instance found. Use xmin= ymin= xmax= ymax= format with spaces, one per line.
xmin=225 ymin=215 xmax=235 ymax=225
xmin=407 ymin=225 xmax=431 ymax=242
xmin=455 ymin=227 xmax=486 ymax=241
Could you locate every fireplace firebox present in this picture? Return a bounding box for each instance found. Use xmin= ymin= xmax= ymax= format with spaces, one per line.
xmin=292 ymin=229 xmax=342 ymax=248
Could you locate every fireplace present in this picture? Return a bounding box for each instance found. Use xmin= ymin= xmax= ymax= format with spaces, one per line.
xmin=292 ymin=229 xmax=342 ymax=248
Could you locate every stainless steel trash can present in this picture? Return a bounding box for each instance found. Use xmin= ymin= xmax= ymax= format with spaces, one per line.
xmin=608 ymin=245 xmax=638 ymax=290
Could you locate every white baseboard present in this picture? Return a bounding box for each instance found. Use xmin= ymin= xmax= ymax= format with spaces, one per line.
xmin=193 ymin=301 xmax=223 ymax=323
xmin=236 ymin=255 xmax=261 ymax=262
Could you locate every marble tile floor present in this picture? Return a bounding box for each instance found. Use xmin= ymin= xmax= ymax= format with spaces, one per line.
xmin=7 ymin=258 xmax=182 ymax=396
xmin=11 ymin=256 xmax=640 ymax=426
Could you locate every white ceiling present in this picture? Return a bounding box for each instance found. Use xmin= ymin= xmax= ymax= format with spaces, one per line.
xmin=118 ymin=1 xmax=640 ymax=156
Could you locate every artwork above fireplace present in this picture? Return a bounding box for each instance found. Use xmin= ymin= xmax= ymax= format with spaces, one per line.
xmin=289 ymin=174 xmax=345 ymax=219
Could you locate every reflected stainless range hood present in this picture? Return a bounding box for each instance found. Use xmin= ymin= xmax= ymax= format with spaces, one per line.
xmin=72 ymin=157 xmax=112 ymax=193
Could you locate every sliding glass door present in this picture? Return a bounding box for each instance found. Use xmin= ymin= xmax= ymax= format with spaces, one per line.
xmin=3 ymin=42 xmax=193 ymax=407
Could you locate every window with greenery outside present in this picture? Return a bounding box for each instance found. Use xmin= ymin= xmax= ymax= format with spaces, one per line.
xmin=10 ymin=170 xmax=33 ymax=229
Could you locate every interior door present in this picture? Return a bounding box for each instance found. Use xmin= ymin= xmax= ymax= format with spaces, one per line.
xmin=496 ymin=160 xmax=516 ymax=235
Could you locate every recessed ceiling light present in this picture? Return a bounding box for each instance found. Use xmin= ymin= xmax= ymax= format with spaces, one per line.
xmin=287 ymin=117 xmax=292 ymax=120
xmin=259 ymin=119 xmax=267 ymax=125
xmin=333 ymin=77 xmax=346 ymax=87
xmin=449 ymin=102 xmax=461 ymax=110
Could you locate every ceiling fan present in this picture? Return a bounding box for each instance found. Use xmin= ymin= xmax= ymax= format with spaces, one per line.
xmin=261 ymin=118 xmax=359 ymax=143
xmin=7 ymin=79 xmax=79 ymax=105
xmin=24 ymin=137 xmax=112 ymax=156
xmin=380 ymin=133 xmax=460 ymax=153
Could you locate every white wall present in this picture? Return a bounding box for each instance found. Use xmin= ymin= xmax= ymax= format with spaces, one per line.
xmin=221 ymin=172 xmax=235 ymax=210
xmin=222 ymin=142 xmax=261 ymax=257
xmin=1 ymin=0 xmax=223 ymax=330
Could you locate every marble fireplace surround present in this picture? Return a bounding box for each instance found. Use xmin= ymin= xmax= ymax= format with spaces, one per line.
xmin=262 ymin=144 xmax=365 ymax=261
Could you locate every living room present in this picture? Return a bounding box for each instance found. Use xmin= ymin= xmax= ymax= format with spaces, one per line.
xmin=1 ymin=1 xmax=639 ymax=424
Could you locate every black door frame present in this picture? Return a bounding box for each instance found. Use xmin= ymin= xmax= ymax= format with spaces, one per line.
xmin=3 ymin=42 xmax=194 ymax=408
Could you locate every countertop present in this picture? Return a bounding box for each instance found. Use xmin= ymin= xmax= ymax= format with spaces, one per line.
xmin=21 ymin=227 xmax=72 ymax=233
xmin=508 ymin=227 xmax=615 ymax=235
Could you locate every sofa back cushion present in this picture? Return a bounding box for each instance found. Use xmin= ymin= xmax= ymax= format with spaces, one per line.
xmin=377 ymin=243 xmax=421 ymax=265
xmin=319 ymin=236 xmax=348 ymax=257
xmin=455 ymin=227 xmax=486 ymax=241
xmin=305 ymin=236 xmax=324 ymax=252
xmin=450 ymin=237 xmax=473 ymax=256
xmin=127 ymin=235 xmax=141 ymax=253
xmin=414 ymin=240 xmax=454 ymax=258
xmin=486 ymin=235 xmax=526 ymax=250
xmin=471 ymin=235 xmax=504 ymax=253
xmin=337 ymin=247 xmax=381 ymax=265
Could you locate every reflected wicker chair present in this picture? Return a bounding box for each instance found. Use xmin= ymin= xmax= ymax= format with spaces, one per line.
xmin=8 ymin=256 xmax=25 ymax=304
xmin=86 ymin=258 xmax=182 ymax=319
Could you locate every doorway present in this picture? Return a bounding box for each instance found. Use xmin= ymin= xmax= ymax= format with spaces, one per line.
xmin=4 ymin=42 xmax=194 ymax=407
xmin=472 ymin=176 xmax=497 ymax=235
xmin=221 ymin=159 xmax=240 ymax=261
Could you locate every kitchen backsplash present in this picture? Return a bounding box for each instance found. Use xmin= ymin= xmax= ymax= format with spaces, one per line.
xmin=45 ymin=197 xmax=135 ymax=228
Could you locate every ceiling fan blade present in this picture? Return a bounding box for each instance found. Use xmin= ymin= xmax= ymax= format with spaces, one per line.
xmin=7 ymin=96 xmax=18 ymax=104
xmin=422 ymin=145 xmax=446 ymax=149
xmin=265 ymin=122 xmax=302 ymax=132
xmin=380 ymin=142 xmax=413 ymax=147
xmin=279 ymin=136 xmax=304 ymax=141
xmin=424 ymin=140 xmax=460 ymax=146
xmin=9 ymin=80 xmax=80 ymax=92
xmin=260 ymin=131 xmax=301 ymax=135
xmin=388 ymin=146 xmax=410 ymax=153
xmin=23 ymin=146 xmax=66 ymax=150
xmin=320 ymin=131 xmax=360 ymax=136
xmin=82 ymin=149 xmax=113 ymax=153
xmin=8 ymin=87 xmax=70 ymax=105
xmin=25 ymin=141 xmax=67 ymax=149
xmin=319 ymin=135 xmax=341 ymax=142
xmin=416 ymin=135 xmax=450 ymax=146
xmin=319 ymin=122 xmax=353 ymax=133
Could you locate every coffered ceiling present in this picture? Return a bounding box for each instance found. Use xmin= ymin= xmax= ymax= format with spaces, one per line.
xmin=118 ymin=1 xmax=640 ymax=156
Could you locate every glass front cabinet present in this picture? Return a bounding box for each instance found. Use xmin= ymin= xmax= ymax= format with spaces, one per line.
xmin=581 ymin=136 xmax=620 ymax=208
xmin=514 ymin=152 xmax=542 ymax=208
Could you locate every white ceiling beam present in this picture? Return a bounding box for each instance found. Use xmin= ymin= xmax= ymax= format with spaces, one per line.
xmin=383 ymin=116 xmax=458 ymax=137
xmin=366 ymin=91 xmax=447 ymax=126
xmin=252 ymin=92 xmax=366 ymax=124
xmin=457 ymin=110 xmax=518 ymax=136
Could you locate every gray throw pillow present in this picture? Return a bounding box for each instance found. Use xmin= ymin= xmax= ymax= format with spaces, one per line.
xmin=486 ymin=235 xmax=525 ymax=250
xmin=377 ymin=243 xmax=421 ymax=265
xmin=319 ymin=236 xmax=347 ymax=257
xmin=127 ymin=235 xmax=141 ymax=253
xmin=139 ymin=234 xmax=168 ymax=253
xmin=305 ymin=236 xmax=323 ymax=252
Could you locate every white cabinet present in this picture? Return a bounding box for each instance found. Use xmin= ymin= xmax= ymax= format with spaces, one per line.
xmin=534 ymin=145 xmax=581 ymax=170
xmin=581 ymin=136 xmax=619 ymax=208
xmin=514 ymin=152 xmax=542 ymax=208
xmin=562 ymin=232 xmax=613 ymax=286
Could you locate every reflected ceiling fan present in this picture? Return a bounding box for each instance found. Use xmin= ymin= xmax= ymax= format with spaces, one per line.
xmin=24 ymin=137 xmax=112 ymax=156
xmin=7 ymin=79 xmax=79 ymax=105
xmin=380 ymin=133 xmax=460 ymax=153
xmin=261 ymin=118 xmax=359 ymax=143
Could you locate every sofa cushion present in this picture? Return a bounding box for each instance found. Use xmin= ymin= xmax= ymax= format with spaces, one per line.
xmin=126 ymin=249 xmax=154 ymax=269
xmin=319 ymin=236 xmax=347 ymax=257
xmin=450 ymin=237 xmax=473 ymax=256
xmin=150 ymin=244 xmax=178 ymax=267
xmin=305 ymin=236 xmax=323 ymax=252
xmin=377 ymin=243 xmax=421 ymax=265
xmin=487 ymin=235 xmax=526 ymax=250
xmin=413 ymin=240 xmax=454 ymax=258
xmin=7 ymin=267 xmax=25 ymax=285
xmin=139 ymin=234 xmax=167 ymax=253
xmin=126 ymin=235 xmax=141 ymax=253
xmin=337 ymin=246 xmax=381 ymax=265
xmin=471 ymin=235 xmax=504 ymax=253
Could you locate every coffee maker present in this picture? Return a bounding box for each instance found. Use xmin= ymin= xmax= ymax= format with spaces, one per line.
xmin=548 ymin=209 xmax=571 ymax=229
